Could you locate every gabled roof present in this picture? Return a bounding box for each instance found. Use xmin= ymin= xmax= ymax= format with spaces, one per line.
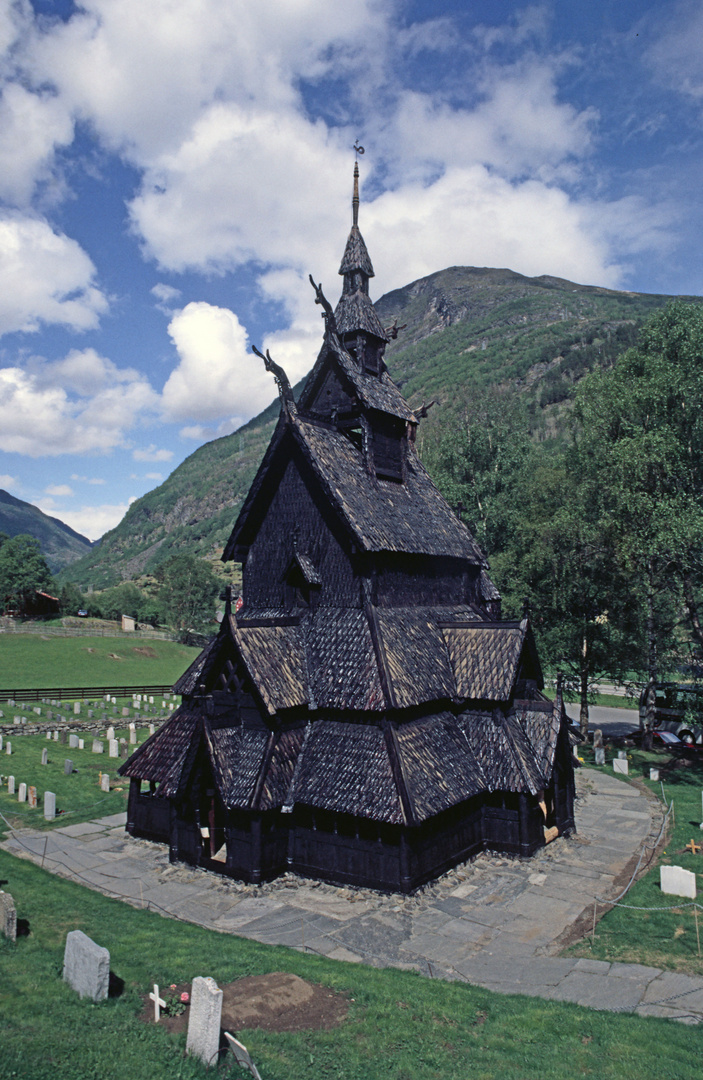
xmin=442 ymin=618 xmax=542 ymax=701
xmin=459 ymin=709 xmax=546 ymax=795
xmin=335 ymin=288 xmax=389 ymax=341
xmin=298 ymin=332 xmax=414 ymax=422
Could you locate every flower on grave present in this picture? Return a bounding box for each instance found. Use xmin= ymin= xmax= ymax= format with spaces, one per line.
xmin=181 ymin=992 xmax=189 ymax=1003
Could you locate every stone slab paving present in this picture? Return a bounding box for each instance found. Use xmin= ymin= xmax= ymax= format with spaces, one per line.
xmin=4 ymin=768 xmax=703 ymax=1022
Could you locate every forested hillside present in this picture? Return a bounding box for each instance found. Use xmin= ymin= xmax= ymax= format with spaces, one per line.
xmin=0 ymin=489 xmax=92 ymax=573
xmin=58 ymin=265 xmax=685 ymax=591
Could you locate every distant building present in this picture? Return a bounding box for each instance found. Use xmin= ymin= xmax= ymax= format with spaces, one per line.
xmin=120 ymin=167 xmax=576 ymax=892
xmin=121 ymin=615 xmax=136 ymax=632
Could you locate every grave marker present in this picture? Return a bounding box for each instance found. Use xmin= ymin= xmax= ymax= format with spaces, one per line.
xmin=224 ymin=1034 xmax=262 ymax=1080
xmin=106 ymin=726 xmax=115 ymax=740
xmin=41 ymin=748 xmax=48 ymax=765
xmin=69 ymin=734 xmax=79 ymax=749
xmin=595 ymin=747 xmax=605 ymax=766
xmin=0 ymin=891 xmax=17 ymax=942
xmin=129 ymin=729 xmax=137 ymax=745
xmin=186 ymin=976 xmax=223 ymax=1067
xmin=92 ymin=740 xmax=104 ymax=754
xmin=73 ymin=702 xmax=81 ymax=715
xmin=18 ymin=783 xmax=26 ymax=802
xmin=108 ymin=740 xmax=118 ymax=758
xmin=100 ymin=773 xmax=110 ymax=793
xmin=78 ymin=738 xmax=84 ymax=750
xmin=64 ymin=759 xmax=74 ymax=775
xmin=5 ymin=741 xmax=11 ymax=755
xmin=650 ymin=768 xmax=659 ymax=781
xmin=53 ymin=730 xmax=59 ymax=741
xmin=7 ymin=776 xmax=14 ymax=794
xmin=62 ymin=930 xmax=110 ymax=1001
xmin=28 ymin=786 xmax=37 ymax=808
xmin=44 ymin=791 xmax=56 ymax=820
xmin=613 ymin=758 xmax=629 ymax=775
xmin=0 ymin=735 xmax=3 ymax=751
xmin=149 ymin=984 xmax=166 ymax=1022
xmin=661 ymin=865 xmax=697 ymax=899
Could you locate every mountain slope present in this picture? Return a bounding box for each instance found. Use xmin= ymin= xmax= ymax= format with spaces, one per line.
xmin=58 ymin=266 xmax=696 ymax=590
xmin=0 ymin=490 xmax=93 ymax=573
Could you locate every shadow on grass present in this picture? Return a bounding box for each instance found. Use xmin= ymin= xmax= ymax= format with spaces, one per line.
xmin=108 ymin=971 xmax=125 ymax=998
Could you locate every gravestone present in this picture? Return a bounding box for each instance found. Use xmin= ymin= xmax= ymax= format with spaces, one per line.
xmin=121 ymin=743 xmax=130 ymax=757
xmin=69 ymin=734 xmax=79 ymax=749
xmin=59 ymin=731 xmax=68 ymax=744
xmin=62 ymin=930 xmax=110 ymax=1001
xmin=108 ymin=740 xmax=118 ymax=758
xmin=41 ymin=748 xmax=48 ymax=765
xmin=87 ymin=710 xmax=93 ymax=719
xmin=0 ymin=891 xmax=17 ymax=942
xmin=46 ymin=730 xmax=52 ymax=740
xmin=8 ymin=776 xmax=15 ymax=794
xmin=0 ymin=735 xmax=3 ymax=751
xmin=106 ymin=726 xmax=115 ymax=740
xmin=129 ymin=729 xmax=137 ymax=745
xmin=613 ymin=758 xmax=629 ymax=775
xmin=78 ymin=739 xmax=84 ymax=750
xmin=44 ymin=791 xmax=56 ymax=820
xmin=661 ymin=865 xmax=696 ymax=899
xmin=64 ymin=759 xmax=74 ymax=775
xmin=149 ymin=696 xmax=154 ymax=705
xmin=100 ymin=773 xmax=110 ymax=793
xmin=28 ymin=786 xmax=37 ymax=808
xmin=617 ymin=749 xmax=627 ymax=759
xmin=53 ymin=730 xmax=59 ymax=741
xmin=186 ymin=976 xmax=223 ymax=1067
xmin=595 ymin=747 xmax=605 ymax=766
xmin=593 ymin=728 xmax=603 ymax=749
xmin=121 ymin=707 xmax=130 ymax=717
xmin=92 ymin=740 xmax=104 ymax=754
xmin=73 ymin=702 xmax=80 ymax=715
xmin=149 ymin=724 xmax=155 ymax=736
xmin=18 ymin=782 xmax=26 ymax=803
xmin=13 ymin=717 xmax=19 ymax=725
xmin=224 ymin=1034 xmax=263 ymax=1080
xmin=650 ymin=768 xmax=659 ymax=781
xmin=5 ymin=741 xmax=11 ymax=755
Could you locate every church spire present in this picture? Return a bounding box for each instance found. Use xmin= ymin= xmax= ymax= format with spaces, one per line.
xmin=335 ymin=160 xmax=388 ymax=346
xmin=352 ymin=160 xmax=359 ymax=227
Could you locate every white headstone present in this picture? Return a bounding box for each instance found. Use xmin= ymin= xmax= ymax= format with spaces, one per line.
xmin=41 ymin=748 xmax=48 ymax=765
xmin=613 ymin=758 xmax=629 ymax=775
xmin=108 ymin=740 xmax=119 ymax=758
xmin=7 ymin=776 xmax=15 ymax=794
xmin=18 ymin=782 xmax=26 ymax=802
xmin=92 ymin=740 xmax=104 ymax=754
xmin=150 ymin=983 xmax=166 ymax=1022
xmin=53 ymin=730 xmax=59 ymax=741
xmin=62 ymin=930 xmax=110 ymax=1001
xmin=44 ymin=791 xmax=56 ymax=820
xmin=46 ymin=730 xmax=52 ymax=740
xmin=129 ymin=729 xmax=137 ymax=744
xmin=661 ymin=865 xmax=696 ymax=899
xmin=100 ymin=773 xmax=110 ymax=793
xmin=122 ymin=707 xmax=130 ymax=717
xmin=149 ymin=696 xmax=154 ymax=705
xmin=106 ymin=726 xmax=115 ymax=740
xmin=595 ymin=747 xmax=605 ymax=766
xmin=69 ymin=734 xmax=79 ymax=749
xmin=0 ymin=735 xmax=3 ymax=751
xmin=78 ymin=739 xmax=84 ymax=750
xmin=650 ymin=768 xmax=659 ymax=781
xmin=149 ymin=723 xmax=155 ymax=735
xmin=186 ymin=977 xmax=223 ymax=1067
xmin=5 ymin=741 xmax=11 ymax=755
xmin=73 ymin=702 xmax=81 ymax=715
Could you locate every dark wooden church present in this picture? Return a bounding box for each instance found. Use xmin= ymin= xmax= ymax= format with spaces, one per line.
xmin=120 ymin=165 xmax=576 ymax=893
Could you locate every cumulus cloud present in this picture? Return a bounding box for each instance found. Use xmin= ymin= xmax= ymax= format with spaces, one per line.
xmin=0 ymin=215 xmax=108 ymax=334
xmin=0 ymin=350 xmax=158 ymax=456
xmin=0 ymin=473 xmax=18 ymax=490
xmin=162 ymin=301 xmax=275 ymax=423
xmin=70 ymin=473 xmax=106 ymax=485
xmin=36 ymin=499 xmax=134 ymax=542
xmin=45 ymin=483 xmax=73 ymax=496
xmin=131 ymin=444 xmax=173 ymax=462
xmin=0 ymin=83 xmax=73 ymax=204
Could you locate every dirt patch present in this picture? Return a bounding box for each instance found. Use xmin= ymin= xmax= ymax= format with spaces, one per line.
xmin=132 ymin=647 xmax=157 ymax=658
xmin=140 ymin=973 xmax=348 ymax=1036
xmin=107 ymin=653 xmax=124 ymax=661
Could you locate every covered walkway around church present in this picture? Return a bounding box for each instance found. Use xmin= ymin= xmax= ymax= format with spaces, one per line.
xmin=4 ymin=768 xmax=703 ymax=1024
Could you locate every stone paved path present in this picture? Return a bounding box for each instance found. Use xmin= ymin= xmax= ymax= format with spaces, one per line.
xmin=4 ymin=769 xmax=703 ymax=1023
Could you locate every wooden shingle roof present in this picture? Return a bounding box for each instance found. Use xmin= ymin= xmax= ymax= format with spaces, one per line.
xmin=233 ymin=616 xmax=308 ymax=714
xmin=443 ymin=623 xmax=525 ymax=701
xmin=459 ymin=709 xmax=546 ymax=795
xmin=119 ymin=707 xmax=200 ymax=797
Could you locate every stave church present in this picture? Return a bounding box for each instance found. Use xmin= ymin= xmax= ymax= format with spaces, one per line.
xmin=120 ymin=164 xmax=576 ymax=893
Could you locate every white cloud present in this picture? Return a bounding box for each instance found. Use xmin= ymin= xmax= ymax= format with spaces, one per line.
xmin=71 ymin=474 xmax=106 ymax=485
xmin=0 ymin=82 xmax=73 ymax=204
xmin=0 ymin=473 xmax=18 ymax=490
xmin=162 ymin=301 xmax=275 ymax=423
xmin=132 ymin=444 xmax=173 ymax=462
xmin=143 ymin=471 xmax=163 ymax=481
xmin=36 ymin=500 xmax=132 ymax=542
xmin=645 ymin=1 xmax=703 ymax=102
xmin=0 ymin=350 xmax=158 ymax=456
xmin=151 ymin=282 xmax=182 ymax=313
xmin=0 ymin=214 xmax=108 ymax=335
xmin=45 ymin=483 xmax=73 ymax=496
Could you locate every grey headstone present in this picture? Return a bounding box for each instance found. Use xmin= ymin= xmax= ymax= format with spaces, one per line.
xmin=613 ymin=758 xmax=629 ymax=775
xmin=661 ymin=865 xmax=697 ymax=899
xmin=41 ymin=748 xmax=48 ymax=765
xmin=5 ymin=741 xmax=11 ymax=754
xmin=18 ymin=782 xmax=26 ymax=802
xmin=186 ymin=976 xmax=223 ymax=1066
xmin=0 ymin=735 xmax=3 ymax=751
xmin=595 ymin=747 xmax=605 ymax=766
xmin=92 ymin=740 xmax=104 ymax=754
xmin=73 ymin=702 xmax=80 ymax=715
xmin=44 ymin=791 xmax=56 ymax=820
xmin=87 ymin=709 xmax=93 ymax=718
xmin=108 ymin=740 xmax=118 ymax=758
xmin=129 ymin=729 xmax=137 ymax=744
xmin=0 ymin=891 xmax=17 ymax=942
xmin=617 ymin=749 xmax=627 ymax=759
xmin=69 ymin=734 xmax=79 ymax=749
xmin=64 ymin=759 xmax=74 ymax=775
xmin=7 ymin=776 xmax=15 ymax=794
xmin=120 ymin=743 xmax=130 ymax=757
xmin=53 ymin=730 xmax=59 ymax=741
xmin=121 ymin=707 xmax=130 ymax=717
xmin=62 ymin=930 xmax=110 ymax=1001
xmin=106 ymin=726 xmax=115 ymax=740
xmin=59 ymin=731 xmax=68 ymax=744
xmin=13 ymin=717 xmax=19 ymax=725
xmin=100 ymin=773 xmax=110 ymax=793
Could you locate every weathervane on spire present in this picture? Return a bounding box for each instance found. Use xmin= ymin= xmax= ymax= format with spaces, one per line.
xmin=353 ymin=142 xmax=365 ymax=159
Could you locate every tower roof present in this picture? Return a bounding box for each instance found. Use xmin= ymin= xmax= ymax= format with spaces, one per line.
xmin=334 ymin=161 xmax=388 ymax=342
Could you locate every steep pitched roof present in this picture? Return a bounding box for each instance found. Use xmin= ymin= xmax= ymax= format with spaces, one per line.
xmin=298 ymin=332 xmax=415 ymax=422
xmin=442 ymin=622 xmax=525 ymax=701
xmin=338 ymin=224 xmax=375 ymax=277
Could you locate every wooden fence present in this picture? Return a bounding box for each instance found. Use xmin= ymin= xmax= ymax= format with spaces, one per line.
xmin=0 ymin=684 xmax=177 ymax=703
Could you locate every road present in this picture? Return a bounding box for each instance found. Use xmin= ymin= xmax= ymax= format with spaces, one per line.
xmin=564 ymin=702 xmax=639 ymax=740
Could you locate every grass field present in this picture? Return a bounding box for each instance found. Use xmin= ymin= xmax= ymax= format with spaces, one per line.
xmin=0 ymin=634 xmax=200 ymax=690
xmin=1 ymin=849 xmax=702 ymax=1080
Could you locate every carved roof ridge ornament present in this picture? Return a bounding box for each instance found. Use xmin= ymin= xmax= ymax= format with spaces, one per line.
xmin=308 ymin=274 xmax=339 ymax=339
xmin=252 ymin=344 xmax=296 ymax=415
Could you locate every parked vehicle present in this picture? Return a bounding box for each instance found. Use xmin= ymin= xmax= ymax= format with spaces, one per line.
xmin=638 ymin=683 xmax=703 ymax=746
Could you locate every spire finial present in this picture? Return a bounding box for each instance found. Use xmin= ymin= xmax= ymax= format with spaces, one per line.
xmin=352 ymin=143 xmax=364 ymax=227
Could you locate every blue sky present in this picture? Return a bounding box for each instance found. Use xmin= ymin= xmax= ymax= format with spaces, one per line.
xmin=0 ymin=0 xmax=702 ymax=541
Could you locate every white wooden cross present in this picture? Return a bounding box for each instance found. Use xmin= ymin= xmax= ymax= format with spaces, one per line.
xmin=149 ymin=983 xmax=166 ymax=1022
xmin=224 ymin=1033 xmax=262 ymax=1080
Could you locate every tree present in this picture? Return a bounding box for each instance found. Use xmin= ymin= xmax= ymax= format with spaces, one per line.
xmin=0 ymin=534 xmax=56 ymax=615
xmin=155 ymin=554 xmax=219 ymax=641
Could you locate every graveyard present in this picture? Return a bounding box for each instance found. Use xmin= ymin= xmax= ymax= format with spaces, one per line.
xmin=1 ymin=838 xmax=702 ymax=1080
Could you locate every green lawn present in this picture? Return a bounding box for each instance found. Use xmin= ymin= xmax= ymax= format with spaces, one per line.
xmin=1 ymin=849 xmax=701 ymax=1080
xmin=0 ymin=635 xmax=200 ymax=690
xmin=568 ymin=748 xmax=703 ymax=975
